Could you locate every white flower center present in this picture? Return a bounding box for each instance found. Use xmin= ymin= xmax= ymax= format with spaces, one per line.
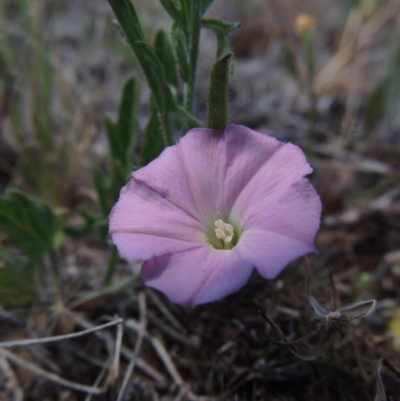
xmin=214 ymin=219 xmax=234 ymax=244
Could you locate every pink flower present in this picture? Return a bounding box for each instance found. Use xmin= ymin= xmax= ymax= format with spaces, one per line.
xmin=109 ymin=124 xmax=321 ymax=307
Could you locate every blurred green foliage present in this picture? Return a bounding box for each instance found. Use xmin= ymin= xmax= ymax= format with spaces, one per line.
xmin=0 ymin=0 xmax=238 ymax=299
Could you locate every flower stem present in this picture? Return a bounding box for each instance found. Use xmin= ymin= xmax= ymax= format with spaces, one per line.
xmin=103 ymin=245 xmax=118 ymax=287
xmin=49 ymin=251 xmax=64 ymax=302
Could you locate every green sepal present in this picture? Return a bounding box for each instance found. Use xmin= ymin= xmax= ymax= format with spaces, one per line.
xmin=207 ymin=54 xmax=231 ymax=130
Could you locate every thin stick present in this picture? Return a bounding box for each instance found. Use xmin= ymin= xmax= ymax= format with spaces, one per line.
xmin=0 ymin=348 xmax=104 ymax=394
xmin=0 ymin=317 xmax=123 ymax=348
xmin=148 ymin=289 xmax=186 ymax=332
xmin=109 ymin=318 xmax=124 ymax=384
xmin=125 ymin=319 xmax=184 ymax=385
xmin=117 ymin=292 xmax=147 ymax=401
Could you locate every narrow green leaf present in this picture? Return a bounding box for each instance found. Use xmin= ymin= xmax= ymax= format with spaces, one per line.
xmin=201 ymin=18 xmax=239 ymax=61
xmin=107 ymin=0 xmax=174 ymax=145
xmin=140 ymin=110 xmax=165 ymax=166
xmin=201 ymin=18 xmax=240 ymax=34
xmin=104 ymin=115 xmax=119 ymax=161
xmin=115 ymin=77 xmax=140 ymax=166
xmin=184 ymin=0 xmax=202 ymax=111
xmin=154 ymin=30 xmax=179 ymax=90
xmin=107 ymin=0 xmax=145 ymax=42
xmin=175 ymin=105 xmax=203 ymax=129
xmin=0 ymin=190 xmax=62 ymax=259
xmin=171 ymin=22 xmax=189 ymax=82
xmin=110 ymin=159 xmax=128 ymax=201
xmin=93 ymin=167 xmax=110 ymax=216
xmin=65 ymin=208 xmax=104 ymax=238
xmin=207 ymin=54 xmax=231 ymax=130
xmin=201 ymin=0 xmax=215 ymax=13
xmin=159 ymin=0 xmax=181 ymax=22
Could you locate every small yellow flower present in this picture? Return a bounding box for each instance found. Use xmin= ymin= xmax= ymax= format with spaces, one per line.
xmin=295 ymin=13 xmax=315 ymax=35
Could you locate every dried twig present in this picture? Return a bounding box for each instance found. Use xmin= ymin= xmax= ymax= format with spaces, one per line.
xmin=0 ymin=317 xmax=123 ymax=348
xmin=126 ymin=318 xmax=184 ymax=385
xmin=117 ymin=292 xmax=147 ymax=401
xmin=0 ymin=348 xmax=104 ymax=395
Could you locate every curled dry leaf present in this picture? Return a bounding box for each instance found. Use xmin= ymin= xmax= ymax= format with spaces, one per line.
xmin=260 ymin=269 xmax=376 ymax=361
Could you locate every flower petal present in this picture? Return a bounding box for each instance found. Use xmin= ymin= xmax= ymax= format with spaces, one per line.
xmin=237 ymin=228 xmax=315 ymax=279
xmin=109 ymin=179 xmax=203 ymax=261
xmin=230 ymin=140 xmax=313 ymax=223
xmin=134 ymin=124 xmax=285 ymax=221
xmin=134 ymin=128 xmax=225 ymax=222
xmin=243 ymin=179 xmax=321 ymax=244
xmin=142 ymin=247 xmax=253 ymax=307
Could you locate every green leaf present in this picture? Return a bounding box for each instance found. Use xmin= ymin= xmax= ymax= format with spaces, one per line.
xmin=0 ymin=251 xmax=36 ymax=306
xmin=93 ymin=167 xmax=110 ymax=216
xmin=0 ymin=190 xmax=62 ymax=260
xmin=201 ymin=19 xmax=239 ymax=35
xmin=140 ymin=110 xmax=166 ymax=166
xmin=104 ymin=115 xmax=119 ymax=164
xmin=207 ymin=54 xmax=231 ymax=130
xmin=202 ymin=18 xmax=239 ymax=59
xmin=159 ymin=0 xmax=181 ymax=22
xmin=171 ymin=22 xmax=189 ymax=82
xmin=201 ymin=0 xmax=215 ymax=13
xmin=107 ymin=0 xmax=174 ymax=145
xmin=110 ymin=159 xmax=128 ymax=201
xmin=184 ymin=0 xmax=202 ymax=111
xmin=65 ymin=208 xmax=106 ymax=238
xmin=154 ymin=30 xmax=179 ymax=90
xmin=115 ymin=77 xmax=140 ymax=163
xmin=175 ymin=105 xmax=203 ymax=129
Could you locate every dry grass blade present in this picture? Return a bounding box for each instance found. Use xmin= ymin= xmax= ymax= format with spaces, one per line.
xmin=259 ymin=311 xmax=340 ymax=361
xmin=0 ymin=318 xmax=123 ymax=348
xmin=125 ymin=318 xmax=184 ymax=385
xmin=0 ymin=348 xmax=104 ymax=395
xmin=374 ymin=358 xmax=400 ymax=401
xmin=375 ymin=359 xmax=387 ymax=401
xmin=117 ymin=292 xmax=147 ymax=401
xmin=307 ymin=266 xmax=376 ymax=331
xmin=340 ymin=300 xmax=377 ymax=320
xmin=0 ymin=355 xmax=23 ymax=401
xmin=329 ymin=271 xmax=341 ymax=311
xmin=381 ymin=359 xmax=400 ymax=377
xmin=309 ymin=294 xmax=330 ymax=317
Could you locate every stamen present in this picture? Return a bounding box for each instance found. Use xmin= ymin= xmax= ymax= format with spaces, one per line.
xmin=214 ymin=219 xmax=234 ymax=244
